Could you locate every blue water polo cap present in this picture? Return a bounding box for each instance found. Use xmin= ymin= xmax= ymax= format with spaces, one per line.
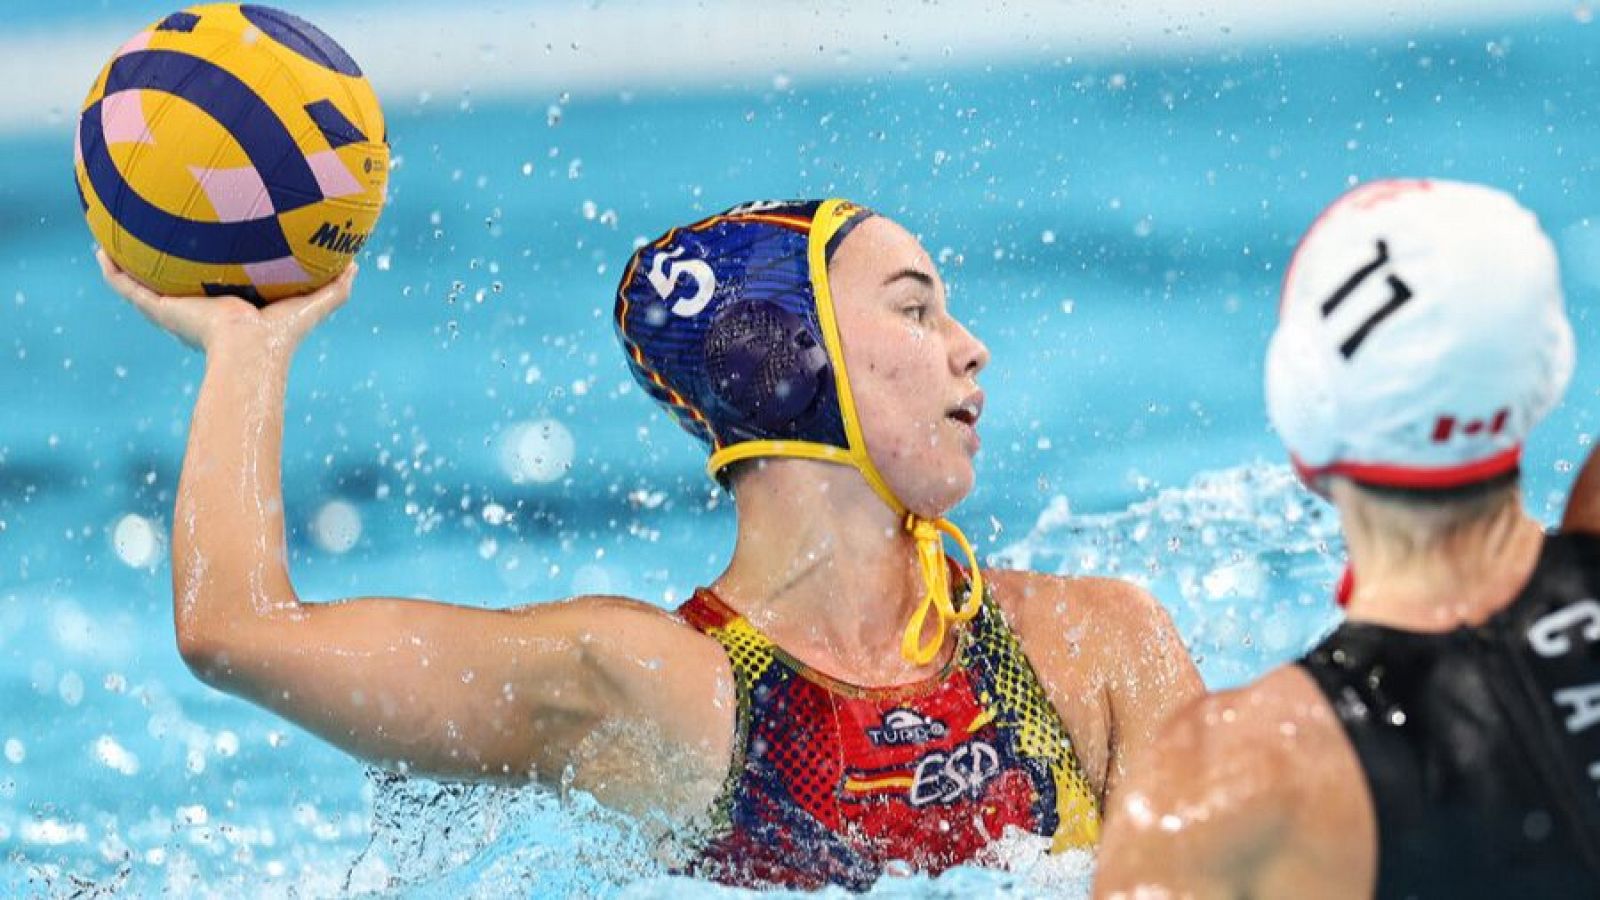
xmin=614 ymin=199 xmax=988 ymax=666
xmin=614 ymin=199 xmax=864 ymax=460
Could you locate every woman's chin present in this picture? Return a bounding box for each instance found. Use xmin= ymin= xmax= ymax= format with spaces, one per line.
xmin=900 ymin=465 xmax=976 ymax=520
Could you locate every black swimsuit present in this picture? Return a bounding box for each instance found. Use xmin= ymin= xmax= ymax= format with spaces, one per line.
xmin=1298 ymin=532 xmax=1600 ymax=898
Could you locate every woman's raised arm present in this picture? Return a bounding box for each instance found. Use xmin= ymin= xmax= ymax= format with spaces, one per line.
xmin=100 ymin=252 xmax=729 ymax=797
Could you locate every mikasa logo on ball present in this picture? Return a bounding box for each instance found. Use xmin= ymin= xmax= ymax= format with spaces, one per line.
xmin=309 ymin=220 xmax=371 ymax=255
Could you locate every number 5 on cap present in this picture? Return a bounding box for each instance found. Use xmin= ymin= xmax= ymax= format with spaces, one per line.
xmin=648 ymin=247 xmax=717 ymax=317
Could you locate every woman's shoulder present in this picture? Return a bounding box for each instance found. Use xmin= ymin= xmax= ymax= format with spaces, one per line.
xmin=980 ymin=568 xmax=1173 ymax=641
xmin=979 ymin=567 xmax=1196 ymax=708
xmin=510 ymin=592 xmax=732 ymax=671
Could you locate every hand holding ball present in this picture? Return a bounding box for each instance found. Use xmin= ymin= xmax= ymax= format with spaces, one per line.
xmin=75 ymin=4 xmax=387 ymax=304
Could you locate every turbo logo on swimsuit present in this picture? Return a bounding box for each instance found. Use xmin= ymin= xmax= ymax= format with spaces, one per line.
xmin=866 ymin=709 xmax=948 ymax=747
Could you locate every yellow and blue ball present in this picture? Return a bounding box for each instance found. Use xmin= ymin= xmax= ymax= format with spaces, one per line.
xmin=74 ymin=4 xmax=387 ymax=304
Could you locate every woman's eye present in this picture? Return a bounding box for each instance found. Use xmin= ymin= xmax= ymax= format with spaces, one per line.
xmin=903 ymin=305 xmax=928 ymax=322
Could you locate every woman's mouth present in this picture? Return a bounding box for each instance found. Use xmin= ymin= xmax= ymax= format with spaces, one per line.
xmin=945 ymin=392 xmax=984 ymax=450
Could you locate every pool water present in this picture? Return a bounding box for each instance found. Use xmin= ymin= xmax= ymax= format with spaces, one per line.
xmin=5 ymin=7 xmax=1600 ymax=897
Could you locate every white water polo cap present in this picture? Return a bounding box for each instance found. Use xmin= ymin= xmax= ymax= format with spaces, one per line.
xmin=1267 ymin=179 xmax=1573 ymax=490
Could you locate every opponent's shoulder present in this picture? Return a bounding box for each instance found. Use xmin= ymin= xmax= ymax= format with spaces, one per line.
xmin=1562 ymin=445 xmax=1600 ymax=535
xmin=1182 ymin=665 xmax=1341 ymax=752
xmin=1096 ymin=665 xmax=1372 ymax=897
xmin=1140 ymin=665 xmax=1344 ymax=823
xmin=1097 ymin=669 xmax=1318 ymax=886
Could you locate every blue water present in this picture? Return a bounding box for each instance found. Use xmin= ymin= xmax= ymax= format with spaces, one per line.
xmin=5 ymin=10 xmax=1600 ymax=896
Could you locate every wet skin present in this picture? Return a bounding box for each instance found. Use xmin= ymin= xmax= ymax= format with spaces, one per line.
xmin=97 ymin=214 xmax=1201 ymax=846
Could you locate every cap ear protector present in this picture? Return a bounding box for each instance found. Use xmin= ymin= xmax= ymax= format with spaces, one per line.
xmin=705 ymin=300 xmax=831 ymax=438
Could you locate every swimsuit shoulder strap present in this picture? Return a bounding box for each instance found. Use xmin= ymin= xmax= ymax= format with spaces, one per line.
xmin=678 ymin=588 xmax=789 ymax=692
xmin=959 ymin=571 xmax=1104 ymax=848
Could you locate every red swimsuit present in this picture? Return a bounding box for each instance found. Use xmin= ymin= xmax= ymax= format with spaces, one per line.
xmin=677 ymin=580 xmax=1100 ymax=890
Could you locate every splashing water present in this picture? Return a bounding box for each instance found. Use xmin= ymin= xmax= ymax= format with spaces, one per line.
xmin=343 ymin=772 xmax=665 ymax=897
xmin=993 ymin=462 xmax=1345 ymax=687
xmin=346 ymin=778 xmax=1095 ymax=900
xmin=339 ymin=764 xmax=1097 ymax=897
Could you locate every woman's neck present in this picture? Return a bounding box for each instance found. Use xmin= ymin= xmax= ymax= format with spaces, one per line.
xmin=1339 ymin=488 xmax=1544 ymax=632
xmin=711 ymin=458 xmax=946 ymax=684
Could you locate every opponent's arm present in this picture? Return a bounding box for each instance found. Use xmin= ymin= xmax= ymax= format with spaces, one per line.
xmin=102 ymin=253 xmax=720 ymax=789
xmin=1563 ymin=441 xmax=1600 ymax=534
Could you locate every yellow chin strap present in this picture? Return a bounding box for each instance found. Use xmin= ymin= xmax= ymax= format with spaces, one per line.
xmin=899 ymin=515 xmax=985 ymax=665
xmin=705 ymin=199 xmax=984 ymax=667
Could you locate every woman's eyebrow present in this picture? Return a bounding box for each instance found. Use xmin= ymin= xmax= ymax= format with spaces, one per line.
xmin=882 ymin=268 xmax=935 ymax=289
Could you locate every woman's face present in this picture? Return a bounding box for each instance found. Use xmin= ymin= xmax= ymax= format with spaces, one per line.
xmin=828 ymin=216 xmax=990 ymax=517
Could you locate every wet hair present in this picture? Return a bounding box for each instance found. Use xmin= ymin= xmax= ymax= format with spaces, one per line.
xmin=721 ymin=458 xmax=756 ymax=490
xmin=1353 ymin=468 xmax=1520 ymax=506
xmin=1346 ymin=469 xmax=1521 ymax=534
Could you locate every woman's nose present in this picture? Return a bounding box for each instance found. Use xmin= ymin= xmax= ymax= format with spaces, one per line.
xmin=951 ymin=319 xmax=989 ymax=378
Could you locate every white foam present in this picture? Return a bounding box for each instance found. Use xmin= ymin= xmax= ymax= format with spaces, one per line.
xmin=49 ymin=600 xmax=97 ymax=655
xmin=57 ymin=670 xmax=84 ymax=707
xmin=92 ymin=734 xmax=140 ymax=776
xmin=21 ymin=818 xmax=87 ymax=846
xmin=176 ymin=804 xmax=208 ymax=827
xmin=996 ymin=462 xmax=1346 ymax=686
xmin=3 ymin=0 xmax=1570 ymax=135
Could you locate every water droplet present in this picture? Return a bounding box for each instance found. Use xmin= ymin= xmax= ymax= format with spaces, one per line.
xmin=310 ymin=500 xmax=362 ymax=554
xmin=499 ymin=419 xmax=576 ymax=484
xmin=112 ymin=513 xmax=162 ymax=568
xmin=58 ymin=671 xmax=84 ymax=706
